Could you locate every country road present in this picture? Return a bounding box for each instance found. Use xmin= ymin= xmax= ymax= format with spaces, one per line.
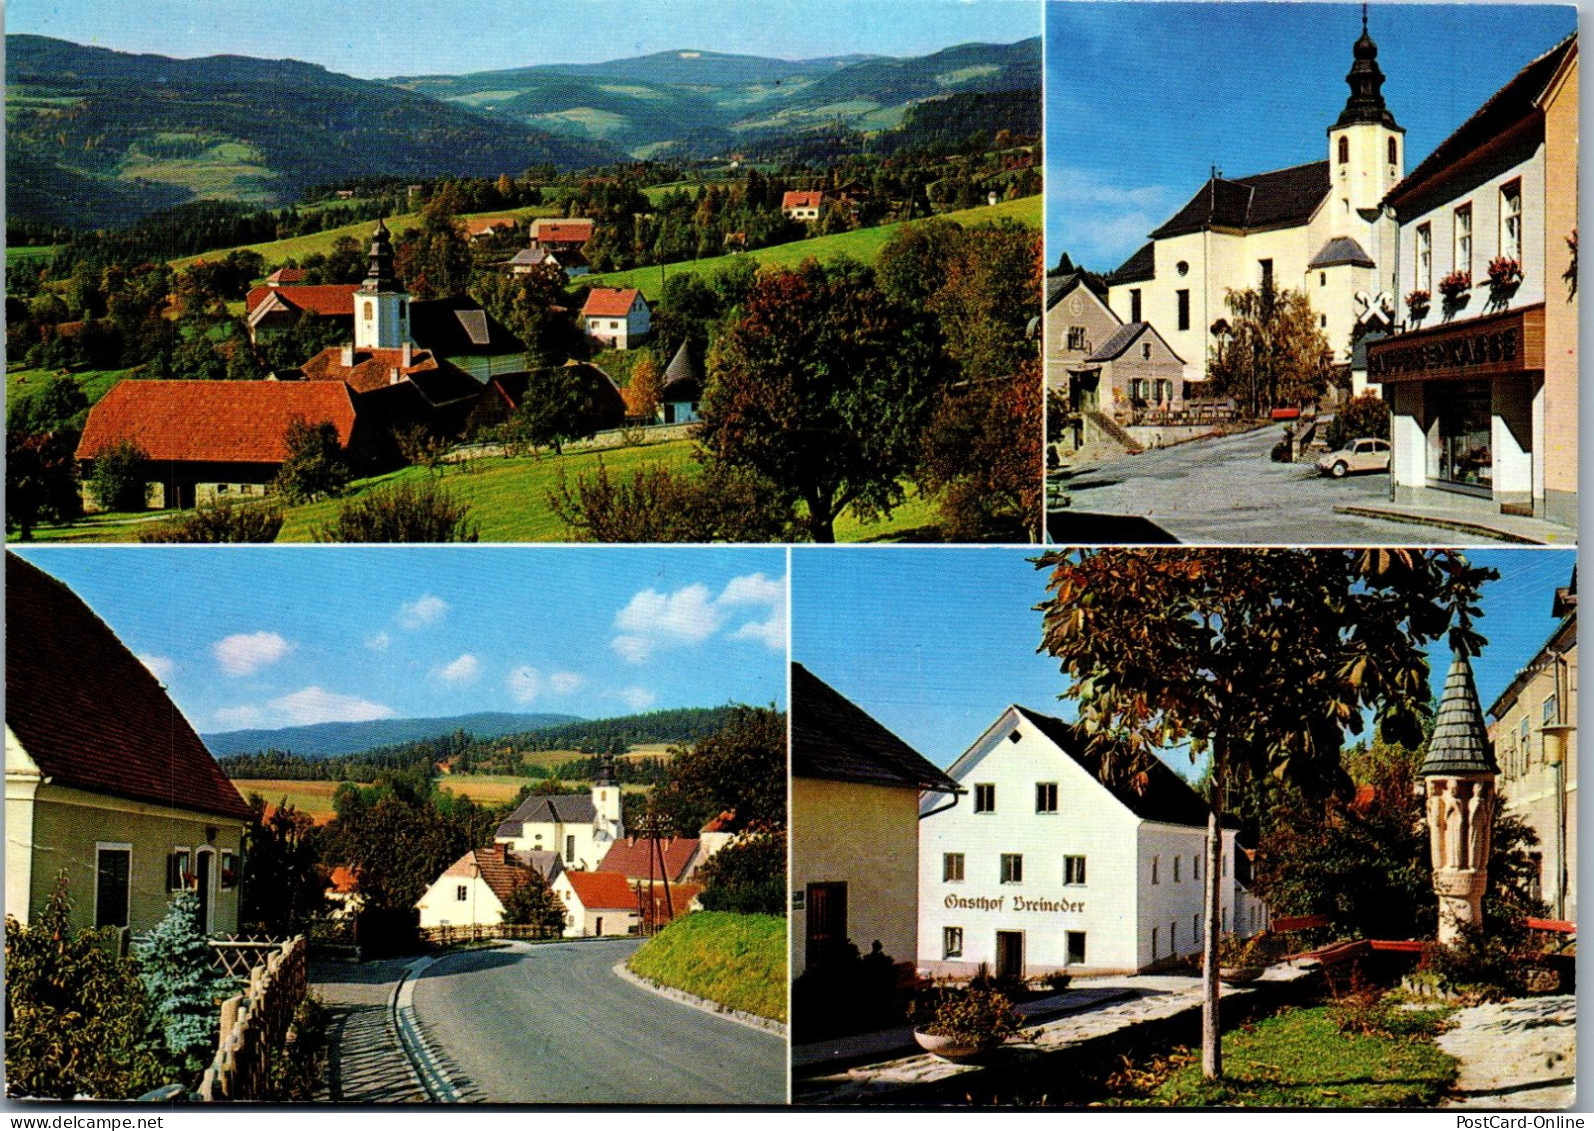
xmin=409 ymin=938 xmax=787 ymax=1104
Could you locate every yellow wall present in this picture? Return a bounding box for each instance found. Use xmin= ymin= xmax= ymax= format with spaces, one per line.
xmin=1541 ymin=52 xmax=1578 ymax=522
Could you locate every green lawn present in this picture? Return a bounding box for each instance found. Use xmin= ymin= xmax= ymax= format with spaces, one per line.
xmin=582 ymin=194 xmax=1041 ymax=301
xmin=7 ymin=245 xmax=59 ymax=265
xmin=628 ymin=912 xmax=787 ymax=1022
xmin=8 ymin=365 xmax=135 ymax=411
xmin=1118 ymin=1004 xmax=1457 ymax=1108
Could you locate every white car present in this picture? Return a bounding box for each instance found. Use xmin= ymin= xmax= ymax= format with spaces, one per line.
xmin=1316 ymin=437 xmax=1391 ymax=478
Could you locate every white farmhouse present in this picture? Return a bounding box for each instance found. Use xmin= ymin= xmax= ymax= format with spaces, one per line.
xmin=581 ymin=287 xmax=651 ymax=350
xmin=493 ymin=757 xmax=624 ymax=871
xmin=919 ymin=705 xmax=1266 ymax=978
xmin=552 ymin=869 xmax=640 ymax=937
xmin=415 ymin=845 xmax=562 ymax=929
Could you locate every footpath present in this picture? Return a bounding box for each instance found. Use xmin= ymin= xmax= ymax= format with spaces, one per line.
xmin=1439 ymin=995 xmax=1577 ymax=1109
xmin=309 ymin=958 xmax=428 ymax=1103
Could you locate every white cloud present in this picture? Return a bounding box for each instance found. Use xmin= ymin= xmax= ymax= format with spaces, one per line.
xmin=506 ymin=666 xmax=543 ymax=704
xmin=615 ymin=686 xmax=657 ymax=711
xmin=213 ymin=705 xmax=265 ymax=730
xmin=398 ymin=593 xmax=449 ymax=629
xmin=139 ymin=655 xmax=177 ymax=683
xmin=609 ymin=573 xmax=787 ymax=662
xmin=730 ymin=604 xmax=787 ymax=651
xmin=434 ymin=654 xmax=480 ymax=684
xmin=548 ymin=671 xmax=583 ymax=696
xmin=365 ymin=631 xmax=392 ymax=651
xmin=268 ymin=687 xmax=395 ymax=726
xmin=213 ymin=631 xmax=293 ymax=676
xmin=611 ymin=635 xmax=653 ymax=663
xmin=717 ymin=572 xmax=784 ymax=608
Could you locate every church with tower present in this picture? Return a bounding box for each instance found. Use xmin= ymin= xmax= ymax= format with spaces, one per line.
xmin=1104 ymin=10 xmax=1404 ymax=399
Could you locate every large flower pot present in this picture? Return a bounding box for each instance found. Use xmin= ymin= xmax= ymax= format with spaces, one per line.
xmin=913 ymin=1028 xmax=996 ymax=1061
xmin=1219 ymin=965 xmax=1264 ymax=986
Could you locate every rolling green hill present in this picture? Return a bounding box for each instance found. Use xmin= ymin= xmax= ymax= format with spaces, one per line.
xmin=6 ymin=34 xmax=621 ymax=230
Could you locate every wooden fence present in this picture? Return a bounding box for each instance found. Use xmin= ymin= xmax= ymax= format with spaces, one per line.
xmin=198 ymin=936 xmax=308 ymax=1102
xmin=208 ymin=937 xmax=287 ymax=981
xmin=417 ymin=922 xmax=562 ymax=947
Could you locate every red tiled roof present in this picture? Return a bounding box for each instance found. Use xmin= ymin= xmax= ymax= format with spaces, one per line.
xmin=783 ymin=191 xmax=824 ymax=209
xmin=301 ymin=345 xmax=441 ymax=394
xmin=246 ymin=284 xmax=359 ymax=318
xmin=597 ymin=836 xmax=699 ymax=883
xmin=265 ymin=268 xmax=308 ymax=285
xmin=638 ymin=883 xmax=703 ymax=926
xmin=77 ymin=380 xmax=357 ymax=464
xmin=582 ymin=288 xmax=642 ymax=319
xmin=466 ymin=217 xmax=518 ymax=237
xmin=441 ymin=845 xmax=536 ymax=906
xmin=6 ymin=554 xmax=251 ymax=821
xmin=700 ymin=810 xmax=737 ymax=834
xmin=565 ymin=870 xmax=639 ymax=911
xmin=532 ymin=218 xmax=594 ymax=243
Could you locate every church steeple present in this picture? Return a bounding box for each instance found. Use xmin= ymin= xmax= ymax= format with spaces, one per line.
xmin=361 ymin=217 xmax=397 ymax=294
xmin=354 ymin=218 xmax=410 ymax=350
xmin=1336 ymin=4 xmax=1400 ymax=129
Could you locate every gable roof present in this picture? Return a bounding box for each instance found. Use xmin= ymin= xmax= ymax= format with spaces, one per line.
xmin=1046 ymin=271 xmax=1111 ymax=310
xmin=77 ymin=379 xmax=358 ymax=464
xmin=531 ymin=218 xmax=594 ymax=243
xmin=500 ymin=247 xmax=553 ymax=268
xmin=782 ymin=190 xmax=825 ymax=209
xmin=582 ymin=288 xmax=645 ymax=319
xmin=495 ymin=791 xmax=598 ymax=838
xmin=1008 ymin=705 xmax=1212 ymax=828
xmin=1106 ymin=242 xmax=1156 ymax=287
xmin=791 ymin=663 xmax=960 ymax=793
xmin=564 ymin=870 xmax=639 ymax=911
xmin=299 ymin=345 xmax=483 ymax=406
xmin=466 ymin=217 xmax=518 ymax=238
xmin=1151 ymin=161 xmax=1330 ymax=239
xmin=6 ymin=554 xmax=250 ymax=821
xmin=265 ymin=267 xmax=308 ymax=285
xmin=597 ymin=836 xmax=699 ymax=883
xmin=1085 ymin=321 xmax=1185 ymax=365
xmin=245 ymin=283 xmax=359 ymax=320
xmin=411 ymin=297 xmax=524 ymax=356
xmin=1385 ymin=33 xmax=1576 ymax=216
xmin=1308 ymin=236 xmax=1376 ymax=270
xmin=437 ymin=845 xmax=537 ymax=906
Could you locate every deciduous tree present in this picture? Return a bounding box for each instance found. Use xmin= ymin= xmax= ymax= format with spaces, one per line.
xmin=549 ymin=459 xmax=789 ymax=543
xmin=1207 ymin=285 xmax=1333 ymax=415
xmin=239 ymin=796 xmax=327 ymax=935
xmin=917 ymin=364 xmax=1042 ymax=542
xmin=271 ymin=417 xmax=350 ymax=503
xmin=1034 ymin=548 xmax=1494 ymax=1079
xmin=86 ymin=436 xmax=151 ymax=513
xmin=500 ymin=868 xmax=567 ymax=936
xmin=648 ymin=706 xmax=787 ymax=835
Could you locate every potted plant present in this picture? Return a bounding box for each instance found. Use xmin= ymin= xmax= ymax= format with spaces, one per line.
xmin=1215 ymin=933 xmax=1266 ymax=985
xmin=1405 ymin=288 xmax=1431 ymax=321
xmin=912 ymin=985 xmax=1027 ymax=1060
xmin=1437 ymin=269 xmax=1471 ymax=301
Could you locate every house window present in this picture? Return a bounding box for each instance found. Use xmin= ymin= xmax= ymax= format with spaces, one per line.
xmin=566 ymin=835 xmax=576 ymax=862
xmin=1000 ymin=854 xmax=1024 ymax=884
xmin=1151 ymin=926 xmax=1159 ymax=956
xmin=1259 ymin=259 xmax=1274 ymax=292
xmin=1194 ymin=913 xmax=1202 ymax=940
xmin=1173 ymin=857 xmax=1181 ymax=883
xmin=1130 ymin=289 xmax=1142 ymax=322
xmin=974 ymin=783 xmax=996 ymax=813
xmin=166 ymin=849 xmax=191 ymax=892
xmin=1223 ymin=908 xmax=1229 ymax=931
xmin=1036 ymin=782 xmax=1058 ymax=813
xmin=1064 ymin=855 xmax=1087 ymax=885
xmin=1067 ymin=326 xmax=1087 ymax=351
xmin=1543 ymin=692 xmax=1559 ymax=729
xmin=363 ymin=301 xmax=373 ymax=319
xmin=1176 ymin=290 xmax=1190 ymax=331
xmin=1338 ymin=136 xmax=1350 ymax=164
xmin=1416 ymin=223 xmax=1433 ymax=293
xmin=1130 ymin=378 xmax=1149 ymax=402
xmin=1066 ymin=931 xmax=1087 ymax=965
xmin=1500 ymin=181 xmax=1522 ymax=262
xmin=1192 ymin=855 xmax=1200 ymax=881
xmin=1141 ymin=341 xmax=1152 ymax=360
xmin=1151 ymin=855 xmax=1160 ymax=885
xmin=1388 ymin=137 xmax=1398 ymax=167
xmin=1454 ymin=203 xmax=1472 ymax=277
xmin=1171 ymin=921 xmax=1178 ymax=951
xmin=944 ymin=853 xmax=965 ymax=882
xmin=220 ymin=851 xmax=237 ymax=890
xmin=398 ymin=299 xmax=407 ymax=317
xmin=456 ymin=884 xmax=469 ymax=902
xmin=95 ymin=845 xmax=132 ymax=929
xmin=944 ymin=927 xmax=963 ymax=959
xmin=1320 ymin=315 xmax=1328 ymax=329
xmin=1320 ymin=271 xmax=1326 ymax=287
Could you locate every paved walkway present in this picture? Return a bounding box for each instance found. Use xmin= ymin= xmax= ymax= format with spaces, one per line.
xmin=1439 ymin=995 xmax=1577 ymax=1109
xmin=310 ymin=958 xmax=428 ymax=1103
xmin=1334 ymin=500 xmax=1575 ymax=545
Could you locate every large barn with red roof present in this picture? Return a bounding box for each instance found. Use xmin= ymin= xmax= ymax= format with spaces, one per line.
xmin=5 ymin=553 xmax=251 ymax=935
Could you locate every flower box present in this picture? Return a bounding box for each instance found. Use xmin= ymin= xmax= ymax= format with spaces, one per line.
xmin=1438 ymin=270 xmax=1471 ymax=300
xmin=1487 ymin=256 xmax=1523 ymax=288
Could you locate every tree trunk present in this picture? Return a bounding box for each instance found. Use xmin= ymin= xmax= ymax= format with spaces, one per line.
xmin=807 ymin=493 xmax=836 ymax=543
xmin=1202 ymin=799 xmax=1223 ymax=1079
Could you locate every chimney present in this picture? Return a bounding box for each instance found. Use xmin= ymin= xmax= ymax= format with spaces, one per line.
xmin=340 ymin=344 xmax=354 ymax=367
xmin=401 ymin=341 xmax=413 ymax=367
xmin=389 ymin=367 xmax=402 ymax=386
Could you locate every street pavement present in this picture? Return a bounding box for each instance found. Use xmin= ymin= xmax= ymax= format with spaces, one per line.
xmin=311 ymin=958 xmax=428 ymax=1103
xmin=408 ymin=938 xmax=787 ymax=1104
xmin=1048 ymin=426 xmax=1516 ymax=546
xmin=1439 ymin=995 xmax=1576 ymax=1109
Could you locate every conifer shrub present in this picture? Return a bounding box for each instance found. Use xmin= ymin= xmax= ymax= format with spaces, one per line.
xmin=136 ymin=889 xmax=233 ymax=1076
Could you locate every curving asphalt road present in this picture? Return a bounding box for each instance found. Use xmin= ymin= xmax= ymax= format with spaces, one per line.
xmin=408 ymin=937 xmax=787 ymax=1105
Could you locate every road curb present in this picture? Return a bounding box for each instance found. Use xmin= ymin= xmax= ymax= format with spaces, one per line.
xmin=613 ymin=959 xmax=788 ymax=1037
xmin=1331 ymin=504 xmax=1551 ymax=545
xmin=391 ymin=953 xmax=466 ymax=1102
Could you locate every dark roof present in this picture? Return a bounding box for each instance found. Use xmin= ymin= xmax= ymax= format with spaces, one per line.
xmin=1106 ymin=242 xmax=1156 ymax=286
xmin=1085 ymin=321 xmax=1184 ymax=365
xmin=410 ymin=297 xmax=524 ymax=356
xmin=662 ymin=339 xmax=702 ymax=395
xmin=1385 ymin=34 xmax=1576 ymax=216
xmin=1046 ymin=271 xmax=1109 ymax=309
xmin=791 ymin=663 xmax=960 ymax=792
xmin=495 ymin=792 xmax=598 ymax=838
xmin=1308 ymin=236 xmax=1376 ymax=270
xmin=1151 ymin=161 xmax=1330 ymax=239
xmin=6 ymin=554 xmax=251 ymax=821
xmin=1013 ymin=706 xmax=1213 ymax=828
xmin=1419 ymin=651 xmax=1498 ymax=776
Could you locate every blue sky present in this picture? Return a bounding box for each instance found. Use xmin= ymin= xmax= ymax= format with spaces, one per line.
xmin=7 ymin=0 xmax=1041 ymax=79
xmin=13 ymin=546 xmax=787 ymax=735
xmin=1046 ymin=2 xmax=1578 ymax=272
xmin=793 ymin=546 xmax=1575 ymax=772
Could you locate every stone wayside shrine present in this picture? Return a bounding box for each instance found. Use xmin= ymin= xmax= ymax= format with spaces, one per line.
xmin=1418 ymin=647 xmax=1500 ymax=944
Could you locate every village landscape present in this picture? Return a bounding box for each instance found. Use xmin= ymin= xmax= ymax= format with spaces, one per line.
xmin=5 ymin=546 xmax=789 ymax=1103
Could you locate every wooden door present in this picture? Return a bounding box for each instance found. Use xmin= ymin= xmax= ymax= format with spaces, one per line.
xmin=805 ymin=882 xmax=848 ymax=970
xmin=996 ymin=930 xmax=1024 ymax=981
xmin=195 ymin=851 xmax=212 ymax=934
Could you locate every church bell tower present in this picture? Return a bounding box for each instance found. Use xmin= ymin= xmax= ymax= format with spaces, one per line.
xmin=354 ymin=218 xmax=411 ymax=350
xmin=1327 ymin=6 xmax=1406 ymax=223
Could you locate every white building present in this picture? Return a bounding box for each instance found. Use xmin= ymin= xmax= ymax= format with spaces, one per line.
xmin=552 ymin=869 xmax=640 ymax=937
xmin=581 ymin=288 xmax=651 ymax=350
xmin=493 ymin=758 xmax=624 ymax=871
xmin=919 ymin=705 xmax=1265 ymax=978
xmin=415 ymin=845 xmax=562 ymax=929
xmin=1104 ymin=16 xmax=1405 ymax=392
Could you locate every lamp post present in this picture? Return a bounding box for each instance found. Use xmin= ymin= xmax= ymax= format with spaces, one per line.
xmin=1417 ymin=647 xmax=1500 ymax=945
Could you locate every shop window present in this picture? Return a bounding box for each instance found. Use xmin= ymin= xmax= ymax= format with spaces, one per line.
xmin=1035 ymin=782 xmax=1058 ymax=813
xmin=1454 ymin=203 xmax=1473 ymax=277
xmin=974 ymin=783 xmax=996 ymax=813
xmin=1431 ymin=380 xmax=1492 ymax=490
xmin=1065 ymin=856 xmax=1087 ymax=886
xmin=1067 ymin=932 xmax=1087 ymax=965
xmin=1416 ymin=223 xmax=1433 ymax=293
xmin=96 ymin=845 xmax=131 ymax=929
xmin=1130 ymin=289 xmax=1142 ymax=322
xmin=944 ymin=853 xmax=965 ymax=882
xmin=166 ymin=848 xmax=192 ymax=892
xmin=944 ymin=927 xmax=963 ymax=959
xmin=1176 ymin=290 xmax=1190 ymax=331
xmin=1500 ymin=180 xmax=1522 ymax=263
xmin=1000 ymin=854 xmax=1024 ymax=884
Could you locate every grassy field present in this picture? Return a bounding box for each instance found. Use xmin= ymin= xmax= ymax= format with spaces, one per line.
xmin=7 ymin=246 xmax=60 ymax=265
xmin=231 ymin=780 xmax=344 ymax=822
xmin=7 ymin=365 xmax=134 ymax=413
xmin=581 ymin=194 xmax=1041 ymax=301
xmin=169 ymin=203 xmax=562 ymax=270
xmin=628 ymin=912 xmax=787 ymax=1022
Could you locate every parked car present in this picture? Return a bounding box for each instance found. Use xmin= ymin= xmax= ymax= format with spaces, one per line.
xmin=1316 ymin=437 xmax=1391 ymax=478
